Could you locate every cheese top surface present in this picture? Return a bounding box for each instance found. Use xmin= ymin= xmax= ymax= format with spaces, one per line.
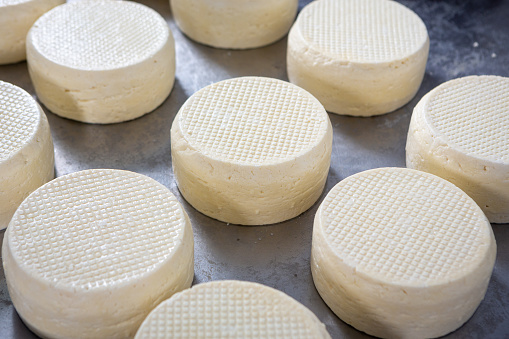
xmin=424 ymin=75 xmax=509 ymax=163
xmin=177 ymin=77 xmax=329 ymax=165
xmin=296 ymin=0 xmax=428 ymax=62
xmin=7 ymin=169 xmax=187 ymax=289
xmin=319 ymin=167 xmax=492 ymax=286
xmin=136 ymin=280 xmax=329 ymax=338
xmin=0 ymin=81 xmax=40 ymax=162
xmin=0 ymin=0 xmax=30 ymax=6
xmin=29 ymin=0 xmax=169 ymax=71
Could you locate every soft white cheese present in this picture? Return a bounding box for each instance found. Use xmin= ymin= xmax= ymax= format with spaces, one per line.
xmin=26 ymin=0 xmax=175 ymax=124
xmin=135 ymin=280 xmax=331 ymax=339
xmin=2 ymin=169 xmax=194 ymax=339
xmin=171 ymin=76 xmax=332 ymax=225
xmin=311 ymin=167 xmax=496 ymax=338
xmin=287 ymin=0 xmax=429 ymax=116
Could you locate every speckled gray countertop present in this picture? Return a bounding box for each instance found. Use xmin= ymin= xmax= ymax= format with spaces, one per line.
xmin=1 ymin=0 xmax=508 ymax=338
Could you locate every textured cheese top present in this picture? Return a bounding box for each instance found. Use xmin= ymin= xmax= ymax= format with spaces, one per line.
xmin=296 ymin=0 xmax=428 ymax=62
xmin=0 ymin=0 xmax=30 ymax=6
xmin=319 ymin=167 xmax=492 ymax=286
xmin=424 ymin=75 xmax=509 ymax=163
xmin=29 ymin=0 xmax=169 ymax=70
xmin=176 ymin=77 xmax=329 ymax=165
xmin=7 ymin=169 xmax=187 ymax=289
xmin=136 ymin=280 xmax=329 ymax=339
xmin=0 ymin=81 xmax=40 ymax=161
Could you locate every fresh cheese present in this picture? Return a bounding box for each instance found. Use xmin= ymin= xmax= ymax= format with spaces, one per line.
xmin=135 ymin=280 xmax=331 ymax=339
xmin=2 ymin=169 xmax=194 ymax=339
xmin=0 ymin=80 xmax=54 ymax=230
xmin=0 ymin=0 xmax=64 ymax=64
xmin=287 ymin=0 xmax=429 ymax=116
xmin=26 ymin=0 xmax=175 ymax=124
xmin=311 ymin=167 xmax=496 ymax=339
xmin=171 ymin=76 xmax=332 ymax=225
xmin=170 ymin=0 xmax=298 ymax=49
xmin=406 ymin=75 xmax=509 ymax=223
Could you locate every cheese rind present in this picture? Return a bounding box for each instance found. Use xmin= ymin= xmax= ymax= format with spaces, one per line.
xmin=287 ymin=0 xmax=429 ymax=116
xmin=311 ymin=167 xmax=496 ymax=338
xmin=2 ymin=169 xmax=194 ymax=339
xmin=170 ymin=0 xmax=298 ymax=49
xmin=0 ymin=80 xmax=54 ymax=230
xmin=26 ymin=0 xmax=175 ymax=124
xmin=171 ymin=77 xmax=332 ymax=225
xmin=0 ymin=0 xmax=64 ymax=64
xmin=406 ymin=75 xmax=509 ymax=223
xmin=135 ymin=280 xmax=331 ymax=339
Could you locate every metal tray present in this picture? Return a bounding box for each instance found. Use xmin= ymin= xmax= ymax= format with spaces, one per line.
xmin=1 ymin=0 xmax=508 ymax=337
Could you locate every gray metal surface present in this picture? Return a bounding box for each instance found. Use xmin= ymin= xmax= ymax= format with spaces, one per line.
xmin=1 ymin=0 xmax=509 ymax=338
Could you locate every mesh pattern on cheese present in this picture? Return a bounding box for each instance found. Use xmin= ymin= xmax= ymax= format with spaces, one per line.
xmin=9 ymin=169 xmax=185 ymax=288
xmin=179 ymin=77 xmax=328 ymax=165
xmin=29 ymin=0 xmax=168 ymax=70
xmin=0 ymin=81 xmax=39 ymax=161
xmin=0 ymin=0 xmax=29 ymax=5
xmin=320 ymin=168 xmax=490 ymax=285
xmin=426 ymin=76 xmax=509 ymax=163
xmin=137 ymin=281 xmax=322 ymax=338
xmin=298 ymin=0 xmax=427 ymax=62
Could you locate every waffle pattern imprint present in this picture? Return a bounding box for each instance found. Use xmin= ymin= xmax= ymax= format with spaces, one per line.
xmin=135 ymin=280 xmax=330 ymax=339
xmin=320 ymin=168 xmax=492 ymax=285
xmin=297 ymin=0 xmax=428 ymax=62
xmin=29 ymin=0 xmax=168 ymax=70
xmin=426 ymin=75 xmax=509 ymax=163
xmin=178 ymin=77 xmax=329 ymax=165
xmin=8 ymin=169 xmax=186 ymax=288
xmin=0 ymin=81 xmax=39 ymax=161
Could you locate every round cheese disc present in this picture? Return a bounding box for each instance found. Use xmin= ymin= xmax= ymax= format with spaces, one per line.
xmin=0 ymin=80 xmax=54 ymax=230
xmin=135 ymin=280 xmax=331 ymax=339
xmin=0 ymin=0 xmax=64 ymax=64
xmin=171 ymin=76 xmax=332 ymax=225
xmin=2 ymin=169 xmax=194 ymax=339
xmin=170 ymin=0 xmax=298 ymax=49
xmin=311 ymin=167 xmax=496 ymax=338
xmin=287 ymin=0 xmax=429 ymax=116
xmin=406 ymin=75 xmax=509 ymax=223
xmin=26 ymin=0 xmax=175 ymax=124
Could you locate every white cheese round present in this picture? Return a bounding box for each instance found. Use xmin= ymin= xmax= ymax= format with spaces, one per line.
xmin=135 ymin=280 xmax=331 ymax=339
xmin=406 ymin=75 xmax=509 ymax=223
xmin=311 ymin=167 xmax=496 ymax=338
xmin=0 ymin=80 xmax=54 ymax=230
xmin=170 ymin=0 xmax=298 ymax=49
xmin=26 ymin=0 xmax=175 ymax=124
xmin=2 ymin=169 xmax=194 ymax=339
xmin=171 ymin=76 xmax=332 ymax=225
xmin=287 ymin=0 xmax=429 ymax=116
xmin=0 ymin=0 xmax=64 ymax=64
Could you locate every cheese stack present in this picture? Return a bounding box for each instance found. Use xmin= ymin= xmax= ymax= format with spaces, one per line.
xmin=0 ymin=80 xmax=54 ymax=230
xmin=287 ymin=0 xmax=429 ymax=116
xmin=407 ymin=75 xmax=509 ymax=223
xmin=135 ymin=280 xmax=331 ymax=339
xmin=311 ymin=167 xmax=496 ymax=338
xmin=26 ymin=0 xmax=175 ymax=124
xmin=0 ymin=0 xmax=64 ymax=64
xmin=171 ymin=76 xmax=332 ymax=225
xmin=2 ymin=169 xmax=194 ymax=339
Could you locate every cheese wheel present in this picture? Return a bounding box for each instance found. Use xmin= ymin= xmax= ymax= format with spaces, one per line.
xmin=406 ymin=75 xmax=509 ymax=223
xmin=26 ymin=0 xmax=175 ymax=124
xmin=135 ymin=280 xmax=331 ymax=339
xmin=171 ymin=76 xmax=332 ymax=225
xmin=287 ymin=0 xmax=429 ymax=116
xmin=2 ymin=169 xmax=194 ymax=339
xmin=0 ymin=0 xmax=64 ymax=64
xmin=0 ymin=80 xmax=54 ymax=230
xmin=311 ymin=167 xmax=496 ymax=338
xmin=170 ymin=0 xmax=298 ymax=49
